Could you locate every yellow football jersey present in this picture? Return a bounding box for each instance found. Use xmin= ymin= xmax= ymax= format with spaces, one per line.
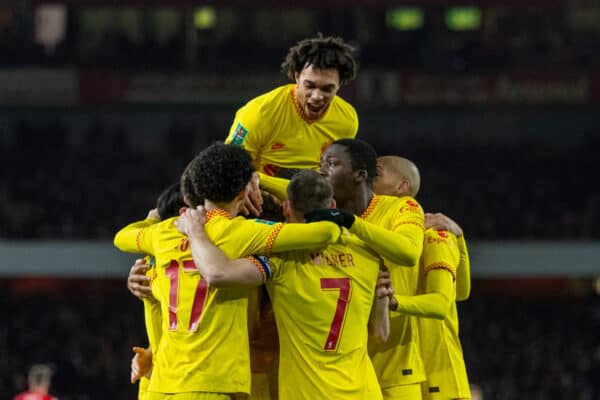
xmin=114 ymin=210 xmax=342 ymax=395
xmin=417 ymin=230 xmax=471 ymax=399
xmin=266 ymin=231 xmax=382 ymax=400
xmin=362 ymin=195 xmax=426 ymax=389
xmin=226 ymin=84 xmax=358 ymax=178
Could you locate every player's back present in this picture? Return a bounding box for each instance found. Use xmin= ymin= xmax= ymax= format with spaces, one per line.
xmin=14 ymin=392 xmax=57 ymax=400
xmin=144 ymin=213 xmax=271 ymax=394
xmin=267 ymin=231 xmax=383 ymax=400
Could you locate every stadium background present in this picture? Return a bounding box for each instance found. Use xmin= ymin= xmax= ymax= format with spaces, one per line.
xmin=1 ymin=0 xmax=599 ymax=398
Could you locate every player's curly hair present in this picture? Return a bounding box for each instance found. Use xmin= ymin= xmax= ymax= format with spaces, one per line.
xmin=287 ymin=170 xmax=334 ymax=214
xmin=281 ymin=35 xmax=358 ymax=86
xmin=181 ymin=143 xmax=255 ymax=206
xmin=332 ymin=139 xmax=378 ymax=185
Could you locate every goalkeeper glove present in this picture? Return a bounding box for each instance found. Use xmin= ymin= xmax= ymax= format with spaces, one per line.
xmin=304 ymin=208 xmax=355 ymax=229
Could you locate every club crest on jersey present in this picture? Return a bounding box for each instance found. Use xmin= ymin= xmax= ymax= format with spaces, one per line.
xmin=254 ymin=218 xmax=277 ymax=225
xmin=231 ymin=123 xmax=249 ymax=145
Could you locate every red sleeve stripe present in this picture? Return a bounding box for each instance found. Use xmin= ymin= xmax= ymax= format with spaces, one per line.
xmin=264 ymin=223 xmax=284 ymax=257
xmin=424 ymin=262 xmax=457 ymax=281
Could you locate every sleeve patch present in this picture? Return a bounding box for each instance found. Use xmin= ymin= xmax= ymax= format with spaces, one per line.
xmin=253 ymin=218 xmax=277 ymax=226
xmin=231 ymin=122 xmax=249 ymax=145
xmin=250 ymin=255 xmax=272 ymax=282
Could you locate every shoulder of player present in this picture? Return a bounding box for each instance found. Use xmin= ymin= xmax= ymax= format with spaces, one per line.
xmin=383 ymin=195 xmax=424 ymax=215
xmin=331 ymin=95 xmax=358 ymax=122
xmin=424 ymin=227 xmax=457 ymax=243
xmin=244 ymin=84 xmax=293 ymax=111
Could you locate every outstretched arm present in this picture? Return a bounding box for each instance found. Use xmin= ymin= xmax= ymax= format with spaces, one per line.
xmin=176 ymin=207 xmax=267 ymax=287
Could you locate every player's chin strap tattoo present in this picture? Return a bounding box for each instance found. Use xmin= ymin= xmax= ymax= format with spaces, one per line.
xmin=304 ymin=208 xmax=355 ymax=229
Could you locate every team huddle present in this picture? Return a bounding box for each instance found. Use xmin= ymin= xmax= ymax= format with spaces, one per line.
xmin=114 ymin=36 xmax=471 ymax=400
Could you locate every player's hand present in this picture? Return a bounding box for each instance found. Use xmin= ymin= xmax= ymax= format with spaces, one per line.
xmin=241 ymin=172 xmax=263 ymax=217
xmin=176 ymin=206 xmax=208 ymax=237
xmin=128 ymin=259 xmax=152 ymax=300
xmin=304 ymin=208 xmax=355 ymax=228
xmin=131 ymin=346 xmax=153 ymax=384
xmin=146 ymin=208 xmax=160 ymax=220
xmin=375 ymin=269 xmax=394 ymax=300
xmin=425 ymin=212 xmax=463 ymax=237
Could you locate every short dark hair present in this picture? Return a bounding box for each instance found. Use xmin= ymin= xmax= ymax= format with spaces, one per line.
xmin=156 ymin=182 xmax=185 ymax=219
xmin=287 ymin=170 xmax=333 ymax=214
xmin=181 ymin=143 xmax=254 ymax=205
xmin=281 ymin=35 xmax=358 ymax=85
xmin=332 ymin=139 xmax=378 ymax=184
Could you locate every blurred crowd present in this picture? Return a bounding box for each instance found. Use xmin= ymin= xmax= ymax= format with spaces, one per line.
xmin=1 ymin=6 xmax=599 ymax=74
xmin=1 ymin=118 xmax=597 ymax=240
xmin=2 ymin=279 xmax=598 ymax=399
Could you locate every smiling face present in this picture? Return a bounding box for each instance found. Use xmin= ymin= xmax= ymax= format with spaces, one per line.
xmin=294 ymin=64 xmax=340 ymax=120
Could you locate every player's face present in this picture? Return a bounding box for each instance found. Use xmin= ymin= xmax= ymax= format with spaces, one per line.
xmin=294 ymin=65 xmax=340 ymax=120
xmin=373 ymin=163 xmax=397 ymax=196
xmin=320 ymin=144 xmax=355 ymax=201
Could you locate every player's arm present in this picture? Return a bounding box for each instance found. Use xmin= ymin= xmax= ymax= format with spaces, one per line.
xmin=349 ymin=217 xmax=423 ymax=267
xmin=306 ymin=198 xmax=424 ymax=266
xmin=368 ymin=268 xmax=392 ymax=343
xmin=176 ymin=208 xmax=269 ymax=287
xmin=390 ymin=269 xmax=454 ymax=320
xmin=455 ymin=234 xmax=471 ymax=301
xmin=390 ymin=230 xmax=458 ymax=319
xmin=258 ymin=172 xmax=290 ymax=200
xmin=113 ymin=216 xmax=159 ymax=254
xmin=425 ymin=212 xmax=470 ymax=301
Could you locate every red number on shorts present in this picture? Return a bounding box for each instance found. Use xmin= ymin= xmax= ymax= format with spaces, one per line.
xmin=320 ymin=277 xmax=352 ymax=351
xmin=166 ymin=260 xmax=209 ymax=332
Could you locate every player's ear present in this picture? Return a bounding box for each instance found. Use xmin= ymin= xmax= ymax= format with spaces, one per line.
xmin=330 ymin=198 xmax=336 ymax=208
xmin=179 ymin=207 xmax=187 ymax=216
xmin=294 ymin=71 xmax=300 ymax=83
xmin=183 ymin=195 xmax=192 ymax=207
xmin=355 ymin=169 xmax=368 ymax=183
xmin=395 ymin=178 xmax=409 ymax=197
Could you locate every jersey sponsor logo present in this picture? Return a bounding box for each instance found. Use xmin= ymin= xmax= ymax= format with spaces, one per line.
xmin=271 ymin=142 xmax=286 ymax=150
xmin=429 ymin=387 xmax=440 ymax=393
xmin=253 ymin=218 xmax=277 ymax=225
xmin=437 ymin=230 xmax=448 ymax=238
xmin=231 ymin=122 xmax=249 ymax=145
xmin=402 ymin=369 xmax=413 ymax=375
xmin=427 ymin=235 xmax=448 ymax=245
xmin=406 ymin=199 xmax=419 ymax=208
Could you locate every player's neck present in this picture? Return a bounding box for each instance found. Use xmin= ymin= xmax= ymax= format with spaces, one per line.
xmin=204 ymin=200 xmax=239 ymax=217
xmin=338 ymin=188 xmax=374 ymax=216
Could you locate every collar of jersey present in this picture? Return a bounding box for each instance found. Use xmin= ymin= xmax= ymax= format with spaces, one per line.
xmin=290 ymin=86 xmax=330 ymax=125
xmin=360 ymin=194 xmax=379 ymax=220
xmin=206 ymin=209 xmax=233 ymax=221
